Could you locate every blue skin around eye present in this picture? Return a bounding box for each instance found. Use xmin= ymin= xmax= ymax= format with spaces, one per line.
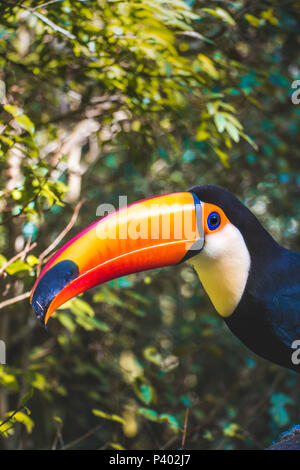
xmin=207 ymin=212 xmax=221 ymax=230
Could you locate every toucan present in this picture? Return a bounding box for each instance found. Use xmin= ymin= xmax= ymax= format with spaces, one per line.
xmin=30 ymin=185 xmax=300 ymax=373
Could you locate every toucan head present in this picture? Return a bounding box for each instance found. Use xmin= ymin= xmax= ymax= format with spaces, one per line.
xmin=31 ymin=185 xmax=273 ymax=324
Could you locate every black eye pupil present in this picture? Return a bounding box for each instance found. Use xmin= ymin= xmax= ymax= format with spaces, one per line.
xmin=207 ymin=212 xmax=221 ymax=230
xmin=210 ymin=215 xmax=218 ymax=226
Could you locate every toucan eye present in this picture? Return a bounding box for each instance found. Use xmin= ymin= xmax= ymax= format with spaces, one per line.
xmin=207 ymin=212 xmax=221 ymax=231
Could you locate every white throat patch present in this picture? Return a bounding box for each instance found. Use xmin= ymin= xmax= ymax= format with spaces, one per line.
xmin=187 ymin=223 xmax=251 ymax=317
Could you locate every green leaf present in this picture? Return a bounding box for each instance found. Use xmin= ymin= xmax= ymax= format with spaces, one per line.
xmin=223 ymin=423 xmax=243 ymax=439
xmin=0 ymin=367 xmax=18 ymax=389
xmin=54 ymin=415 xmax=63 ymax=425
xmin=31 ymin=372 xmax=49 ymax=391
xmin=0 ymin=135 xmax=14 ymax=146
xmin=92 ymin=409 xmax=125 ymax=425
xmin=159 ymin=413 xmax=181 ymax=432
xmin=202 ymin=7 xmax=236 ymax=25
xmin=65 ymin=297 xmax=95 ymax=317
xmin=261 ymin=8 xmax=279 ymax=26
xmin=14 ymin=114 xmax=35 ymax=136
xmin=108 ymin=442 xmax=126 ymax=450
xmin=143 ymin=347 xmax=162 ymax=366
xmin=137 ymin=407 xmax=159 ymax=422
xmin=56 ymin=313 xmax=76 ymax=332
xmin=197 ymin=54 xmax=219 ymax=79
xmin=137 ymin=408 xmax=181 ymax=432
xmin=20 ymin=389 xmax=34 ymax=408
xmin=226 ymin=122 xmax=240 ymax=142
xmin=214 ymin=113 xmax=226 ymax=132
xmin=269 ymin=393 xmax=294 ymax=427
xmin=6 ymin=259 xmax=31 ymax=275
xmin=3 ymin=104 xmax=35 ymax=135
xmin=125 ymin=290 xmax=150 ymax=306
xmin=134 ymin=379 xmax=154 ymax=405
xmin=3 ymin=104 xmax=20 ymax=117
xmin=79 ymin=316 xmax=110 ymax=332
xmin=0 ymin=254 xmax=7 ymax=268
xmin=9 ymin=411 xmax=34 ymax=434
xmin=221 ymin=112 xmax=243 ymax=129
xmin=244 ymin=14 xmax=264 ymax=27
xmin=26 ymin=255 xmax=40 ymax=267
xmin=212 ymin=147 xmax=230 ymax=168
xmin=240 ymin=132 xmax=258 ymax=150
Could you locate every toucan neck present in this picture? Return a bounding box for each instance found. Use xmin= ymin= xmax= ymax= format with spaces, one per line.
xmin=188 ymin=219 xmax=285 ymax=319
xmin=188 ymin=223 xmax=251 ymax=318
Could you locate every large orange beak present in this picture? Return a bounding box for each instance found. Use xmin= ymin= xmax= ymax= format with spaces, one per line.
xmin=30 ymin=192 xmax=204 ymax=324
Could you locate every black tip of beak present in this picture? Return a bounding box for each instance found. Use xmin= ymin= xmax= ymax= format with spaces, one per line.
xmin=31 ymin=259 xmax=79 ymax=323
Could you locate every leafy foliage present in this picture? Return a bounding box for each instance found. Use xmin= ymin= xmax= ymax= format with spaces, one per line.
xmin=0 ymin=0 xmax=299 ymax=450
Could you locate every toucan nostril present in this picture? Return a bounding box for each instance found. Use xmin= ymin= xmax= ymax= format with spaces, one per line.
xmin=31 ymin=260 xmax=79 ymax=323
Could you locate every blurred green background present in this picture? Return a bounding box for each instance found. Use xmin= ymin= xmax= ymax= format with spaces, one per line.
xmin=0 ymin=0 xmax=299 ymax=450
